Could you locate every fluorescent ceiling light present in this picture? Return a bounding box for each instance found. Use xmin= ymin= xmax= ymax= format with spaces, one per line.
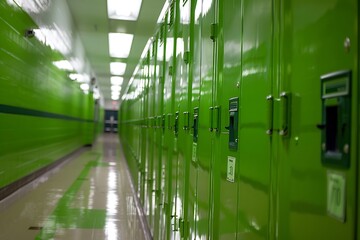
xmin=80 ymin=83 xmax=89 ymax=91
xmin=110 ymin=62 xmax=126 ymax=75
xmin=109 ymin=33 xmax=134 ymax=58
xmin=111 ymin=76 xmax=123 ymax=85
xmin=111 ymin=95 xmax=120 ymax=100
xmin=69 ymin=73 xmax=81 ymax=81
xmin=111 ymin=85 xmax=122 ymax=92
xmin=107 ymin=0 xmax=142 ymax=21
xmin=53 ymin=60 xmax=74 ymax=71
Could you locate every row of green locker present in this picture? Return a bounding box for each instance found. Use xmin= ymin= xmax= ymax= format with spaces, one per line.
xmin=119 ymin=0 xmax=359 ymax=239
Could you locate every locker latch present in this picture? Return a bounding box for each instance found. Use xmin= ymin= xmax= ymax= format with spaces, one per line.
xmin=192 ymin=107 xmax=199 ymax=142
xmin=225 ymin=98 xmax=239 ymax=150
xmin=319 ymin=70 xmax=351 ymax=168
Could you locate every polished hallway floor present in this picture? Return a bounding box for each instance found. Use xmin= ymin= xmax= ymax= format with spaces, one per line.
xmin=0 ymin=134 xmax=149 ymax=240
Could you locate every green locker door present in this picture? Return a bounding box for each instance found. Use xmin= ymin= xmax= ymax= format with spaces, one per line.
xmin=152 ymin=34 xmax=163 ymax=239
xmin=160 ymin=7 xmax=178 ymax=239
xmin=276 ymin=0 xmax=358 ymax=239
xmin=171 ymin=0 xmax=192 ymax=239
xmin=168 ymin=0 xmax=182 ymax=238
xmin=139 ymin=63 xmax=148 ymax=206
xmin=236 ymin=0 xmax=274 ymax=238
xmin=195 ymin=0 xmax=216 ymax=238
xmin=147 ymin=46 xmax=157 ymax=231
xmin=144 ymin=51 xmax=153 ymax=223
xmin=212 ymin=0 xmax=274 ymax=238
xmin=188 ymin=0 xmax=202 ymax=238
xmin=155 ymin=27 xmax=167 ymax=240
xmin=211 ymin=0 xmax=240 ymax=239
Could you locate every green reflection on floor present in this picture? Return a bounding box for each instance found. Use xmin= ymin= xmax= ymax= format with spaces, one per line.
xmin=35 ymin=152 xmax=108 ymax=239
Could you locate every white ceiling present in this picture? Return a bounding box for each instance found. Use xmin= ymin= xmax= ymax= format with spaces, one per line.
xmin=65 ymin=0 xmax=166 ymax=105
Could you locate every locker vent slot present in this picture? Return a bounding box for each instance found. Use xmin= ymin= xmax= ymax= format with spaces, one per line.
xmin=160 ymin=23 xmax=165 ymax=44
xmin=169 ymin=1 xmax=175 ymax=29
xmin=152 ymin=41 xmax=156 ymax=57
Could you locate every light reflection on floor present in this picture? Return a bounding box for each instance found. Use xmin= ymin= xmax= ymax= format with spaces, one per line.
xmin=0 ymin=134 xmax=147 ymax=240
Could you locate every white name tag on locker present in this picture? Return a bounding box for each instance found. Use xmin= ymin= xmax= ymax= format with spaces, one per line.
xmin=192 ymin=143 xmax=197 ymax=162
xmin=227 ymin=156 xmax=236 ymax=182
xmin=327 ymin=171 xmax=346 ymax=222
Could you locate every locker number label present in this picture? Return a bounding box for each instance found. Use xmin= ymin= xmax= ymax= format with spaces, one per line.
xmin=327 ymin=172 xmax=346 ymax=222
xmin=192 ymin=143 xmax=197 ymax=162
xmin=227 ymin=156 xmax=236 ymax=182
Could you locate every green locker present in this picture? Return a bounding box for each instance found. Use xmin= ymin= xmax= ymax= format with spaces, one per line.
xmin=159 ymin=9 xmax=175 ymax=239
xmin=188 ymin=0 xmax=202 ymax=238
xmin=145 ymin=48 xmax=156 ymax=229
xmin=211 ymin=0 xmax=243 ymax=238
xmin=171 ymin=0 xmax=193 ymax=239
xmin=150 ymin=35 xmax=161 ymax=238
xmin=236 ymin=0 xmax=274 ymax=238
xmin=153 ymin=31 xmax=166 ymax=240
xmin=275 ymin=0 xmax=358 ymax=238
xmin=167 ymin=1 xmax=182 ymax=239
xmin=191 ymin=0 xmax=217 ymax=238
xmin=139 ymin=62 xmax=148 ymax=206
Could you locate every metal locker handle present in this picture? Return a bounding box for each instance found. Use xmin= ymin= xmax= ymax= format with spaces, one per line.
xmin=183 ymin=111 xmax=189 ymax=130
xmin=157 ymin=116 xmax=162 ymax=129
xmin=214 ymin=106 xmax=221 ymax=132
xmin=209 ymin=107 xmax=214 ymax=131
xmin=266 ymin=95 xmax=273 ymax=135
xmin=174 ymin=112 xmax=179 ymax=135
xmin=167 ymin=114 xmax=173 ymax=130
xmin=162 ymin=114 xmax=166 ymax=131
xmin=279 ymin=92 xmax=290 ymax=136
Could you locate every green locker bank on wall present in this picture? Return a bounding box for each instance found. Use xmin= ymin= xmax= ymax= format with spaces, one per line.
xmin=119 ymin=0 xmax=359 ymax=239
xmin=0 ymin=1 xmax=104 ymax=198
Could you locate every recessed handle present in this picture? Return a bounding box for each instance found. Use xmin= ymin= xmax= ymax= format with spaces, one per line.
xmin=279 ymin=92 xmax=291 ymax=136
xmin=266 ymin=95 xmax=273 ymax=135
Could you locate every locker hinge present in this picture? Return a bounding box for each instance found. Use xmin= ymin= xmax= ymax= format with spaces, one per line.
xmin=210 ymin=23 xmax=218 ymax=42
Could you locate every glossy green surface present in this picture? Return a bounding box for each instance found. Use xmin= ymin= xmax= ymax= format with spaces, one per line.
xmin=119 ymin=0 xmax=359 ymax=239
xmin=276 ymin=0 xmax=358 ymax=238
xmin=188 ymin=1 xmax=202 ymax=238
xmin=0 ymin=1 xmax=96 ymax=189
xmin=235 ymin=0 xmax=273 ymax=238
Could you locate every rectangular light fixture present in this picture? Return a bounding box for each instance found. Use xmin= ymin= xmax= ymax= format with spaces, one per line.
xmin=53 ymin=60 xmax=74 ymax=71
xmin=110 ymin=62 xmax=126 ymax=75
xmin=111 ymin=85 xmax=121 ymax=92
xmin=109 ymin=33 xmax=134 ymax=58
xmin=111 ymin=76 xmax=123 ymax=85
xmin=111 ymin=95 xmax=120 ymax=100
xmin=107 ymin=0 xmax=142 ymax=21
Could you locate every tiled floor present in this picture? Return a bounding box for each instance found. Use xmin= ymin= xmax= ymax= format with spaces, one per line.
xmin=0 ymin=134 xmax=148 ymax=240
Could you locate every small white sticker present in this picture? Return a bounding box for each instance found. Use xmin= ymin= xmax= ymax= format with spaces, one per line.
xmin=192 ymin=143 xmax=197 ymax=162
xmin=227 ymin=156 xmax=236 ymax=182
xmin=327 ymin=171 xmax=346 ymax=222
